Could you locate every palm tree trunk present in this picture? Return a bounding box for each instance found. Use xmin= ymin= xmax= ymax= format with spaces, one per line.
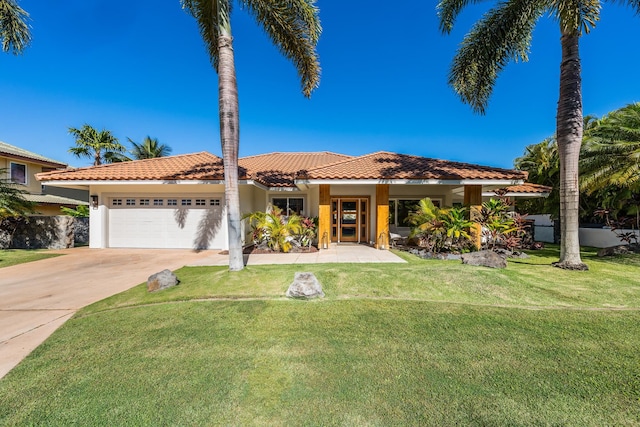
xmin=554 ymin=31 xmax=587 ymax=270
xmin=218 ymin=34 xmax=244 ymax=271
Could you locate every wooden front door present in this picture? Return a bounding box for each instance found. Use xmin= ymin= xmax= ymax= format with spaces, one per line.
xmin=331 ymin=198 xmax=369 ymax=243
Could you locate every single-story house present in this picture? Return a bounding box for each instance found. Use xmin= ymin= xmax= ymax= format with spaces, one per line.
xmin=1 ymin=141 xmax=88 ymax=215
xmin=37 ymin=151 xmax=534 ymax=250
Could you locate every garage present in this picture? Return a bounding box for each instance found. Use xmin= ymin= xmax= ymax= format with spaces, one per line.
xmin=107 ymin=195 xmax=226 ymax=249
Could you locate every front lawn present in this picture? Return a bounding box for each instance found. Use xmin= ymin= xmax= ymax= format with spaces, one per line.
xmin=0 ymin=249 xmax=62 ymax=268
xmin=1 ymin=246 xmax=639 ymax=425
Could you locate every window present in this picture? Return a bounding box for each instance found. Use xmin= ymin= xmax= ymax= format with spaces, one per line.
xmin=140 ymin=199 xmax=150 ymax=206
xmin=167 ymin=199 xmax=177 ymax=206
xmin=126 ymin=199 xmax=136 ymax=206
xmin=10 ymin=162 xmax=26 ymax=185
xmin=153 ymin=199 xmax=163 ymax=206
xmin=195 ymin=199 xmax=206 ymax=206
xmin=272 ymin=197 xmax=304 ymax=215
xmin=210 ymin=199 xmax=220 ymax=206
xmin=112 ymin=199 xmax=122 ymax=206
xmin=388 ymin=199 xmax=440 ymax=227
xmin=181 ymin=199 xmax=192 ymax=206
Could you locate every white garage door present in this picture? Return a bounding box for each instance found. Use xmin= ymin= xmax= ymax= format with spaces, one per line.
xmin=108 ymin=196 xmax=226 ymax=249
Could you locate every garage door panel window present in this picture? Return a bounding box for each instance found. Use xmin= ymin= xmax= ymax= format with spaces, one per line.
xmin=110 ymin=197 xmax=223 ymax=209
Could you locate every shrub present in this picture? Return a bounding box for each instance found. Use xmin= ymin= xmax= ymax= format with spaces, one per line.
xmin=244 ymin=205 xmax=317 ymax=252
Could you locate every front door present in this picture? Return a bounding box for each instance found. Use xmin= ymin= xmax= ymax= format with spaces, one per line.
xmin=331 ymin=197 xmax=369 ymax=243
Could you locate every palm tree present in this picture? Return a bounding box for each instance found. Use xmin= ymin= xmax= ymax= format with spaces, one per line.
xmin=68 ymin=124 xmax=126 ymax=166
xmin=129 ymin=136 xmax=172 ymax=160
xmin=0 ymin=0 xmax=30 ymax=54
xmin=181 ymin=0 xmax=321 ymax=271
xmin=111 ymin=136 xmax=173 ymax=162
xmin=581 ymin=103 xmax=640 ymax=192
xmin=437 ymin=0 xmax=640 ymax=270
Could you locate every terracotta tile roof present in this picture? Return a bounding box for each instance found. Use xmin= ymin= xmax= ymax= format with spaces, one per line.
xmin=36 ymin=152 xmax=224 ymax=181
xmin=239 ymin=152 xmax=352 ymax=187
xmin=500 ymin=183 xmax=552 ymax=194
xmin=0 ymin=141 xmax=67 ymax=168
xmin=299 ymin=151 xmax=527 ymax=181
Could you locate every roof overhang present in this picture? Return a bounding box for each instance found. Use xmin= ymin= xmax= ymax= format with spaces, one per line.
xmin=482 ymin=191 xmax=550 ymax=198
xmin=295 ymin=179 xmax=525 ymax=186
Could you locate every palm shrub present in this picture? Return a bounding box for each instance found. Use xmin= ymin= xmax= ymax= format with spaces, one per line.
xmin=244 ymin=205 xmax=303 ymax=253
xmin=406 ymin=198 xmax=473 ymax=253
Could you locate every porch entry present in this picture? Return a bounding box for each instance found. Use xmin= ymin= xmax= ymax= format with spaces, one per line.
xmin=331 ymin=197 xmax=369 ymax=243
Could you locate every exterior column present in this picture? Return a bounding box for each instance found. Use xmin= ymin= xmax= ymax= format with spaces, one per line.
xmin=318 ymin=184 xmax=331 ymax=249
xmin=375 ymin=184 xmax=389 ymax=249
xmin=464 ymin=184 xmax=483 ymax=250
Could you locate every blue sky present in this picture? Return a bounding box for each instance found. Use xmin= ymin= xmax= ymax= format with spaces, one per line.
xmin=1 ymin=1 xmax=638 ymax=169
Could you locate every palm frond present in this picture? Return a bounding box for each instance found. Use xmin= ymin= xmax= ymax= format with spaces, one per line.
xmin=448 ymin=0 xmax=545 ymax=113
xmin=241 ymin=0 xmax=321 ymax=97
xmin=437 ymin=0 xmax=492 ymax=33
xmin=549 ymin=0 xmax=601 ymax=34
xmin=0 ymin=0 xmax=30 ymax=54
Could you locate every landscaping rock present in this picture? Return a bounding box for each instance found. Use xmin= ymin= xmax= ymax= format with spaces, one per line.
xmin=597 ymin=245 xmax=630 ymax=257
xmin=286 ymin=272 xmax=324 ymax=299
xmin=461 ymin=250 xmax=507 ymax=269
xmin=147 ymin=269 xmax=180 ymax=292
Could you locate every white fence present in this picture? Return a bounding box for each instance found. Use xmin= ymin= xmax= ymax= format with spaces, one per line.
xmin=528 ymin=214 xmax=639 ymax=248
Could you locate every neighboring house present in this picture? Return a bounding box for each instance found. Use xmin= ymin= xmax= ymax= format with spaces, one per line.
xmin=37 ymin=151 xmax=534 ymax=250
xmin=1 ymin=141 xmax=88 ymax=215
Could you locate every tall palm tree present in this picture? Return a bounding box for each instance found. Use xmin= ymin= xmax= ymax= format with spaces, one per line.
xmin=0 ymin=0 xmax=30 ymax=54
xmin=68 ymin=124 xmax=126 ymax=166
xmin=181 ymin=0 xmax=321 ymax=271
xmin=581 ymin=103 xmax=640 ymax=192
xmin=437 ymin=0 xmax=640 ymax=270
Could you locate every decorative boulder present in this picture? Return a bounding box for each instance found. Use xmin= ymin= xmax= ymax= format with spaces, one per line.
xmin=597 ymin=245 xmax=630 ymax=257
xmin=147 ymin=269 xmax=180 ymax=292
xmin=461 ymin=250 xmax=507 ymax=269
xmin=286 ymin=272 xmax=325 ymax=299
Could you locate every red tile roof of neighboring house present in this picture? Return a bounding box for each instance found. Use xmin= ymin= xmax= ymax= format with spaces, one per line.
xmin=299 ymin=151 xmax=527 ymax=181
xmin=498 ymin=183 xmax=552 ymax=194
xmin=36 ymin=152 xmax=224 ymax=181
xmin=239 ymin=152 xmax=352 ymax=187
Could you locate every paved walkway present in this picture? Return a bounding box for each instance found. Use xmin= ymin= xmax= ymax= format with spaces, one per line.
xmin=189 ymin=243 xmax=406 ymax=266
xmin=0 ymin=244 xmax=403 ymax=379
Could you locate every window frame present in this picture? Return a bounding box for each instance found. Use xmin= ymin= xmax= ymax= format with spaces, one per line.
xmin=271 ymin=196 xmax=305 ymax=216
xmin=9 ymin=162 xmax=27 ymax=185
xmin=388 ymin=198 xmax=442 ymax=227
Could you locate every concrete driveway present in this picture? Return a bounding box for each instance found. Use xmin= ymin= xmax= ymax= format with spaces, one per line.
xmin=0 ymin=247 xmax=217 ymax=379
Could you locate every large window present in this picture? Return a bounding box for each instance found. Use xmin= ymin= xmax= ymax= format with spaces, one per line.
xmin=272 ymin=197 xmax=304 ymax=215
xmin=389 ymin=198 xmax=441 ymax=227
xmin=10 ymin=162 xmax=26 ymax=185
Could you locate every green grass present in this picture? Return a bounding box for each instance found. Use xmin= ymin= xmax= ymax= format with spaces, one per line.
xmin=1 ymin=246 xmax=639 ymax=426
xmin=0 ymin=249 xmax=62 ymax=268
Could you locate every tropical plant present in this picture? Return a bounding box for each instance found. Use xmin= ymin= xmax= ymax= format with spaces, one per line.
xmin=0 ymin=0 xmax=30 ymax=54
xmin=181 ymin=0 xmax=321 ymax=271
xmin=406 ymin=198 xmax=473 ymax=253
xmin=436 ymin=0 xmax=640 ymax=270
xmin=0 ymin=169 xmax=34 ymax=218
xmin=479 ymin=198 xmax=517 ymax=250
xmin=60 ymin=205 xmax=89 ymax=218
xmin=68 ymin=124 xmax=126 ymax=166
xmin=244 ymin=205 xmax=303 ymax=253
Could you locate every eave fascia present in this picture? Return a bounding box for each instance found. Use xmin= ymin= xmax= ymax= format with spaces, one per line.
xmin=39 ymin=179 xmax=227 ymax=186
xmin=483 ymin=191 xmax=550 ymax=198
xmin=295 ymin=179 xmax=525 ymax=186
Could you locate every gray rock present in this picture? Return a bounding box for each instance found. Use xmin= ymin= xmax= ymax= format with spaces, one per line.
xmin=286 ymin=272 xmax=324 ymax=299
xmin=597 ymin=245 xmax=630 ymax=257
xmin=147 ymin=269 xmax=180 ymax=292
xmin=461 ymin=250 xmax=507 ymax=269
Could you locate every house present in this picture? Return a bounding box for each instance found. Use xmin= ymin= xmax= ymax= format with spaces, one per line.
xmin=36 ymin=151 xmax=532 ymax=250
xmin=1 ymin=141 xmax=88 ymax=215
